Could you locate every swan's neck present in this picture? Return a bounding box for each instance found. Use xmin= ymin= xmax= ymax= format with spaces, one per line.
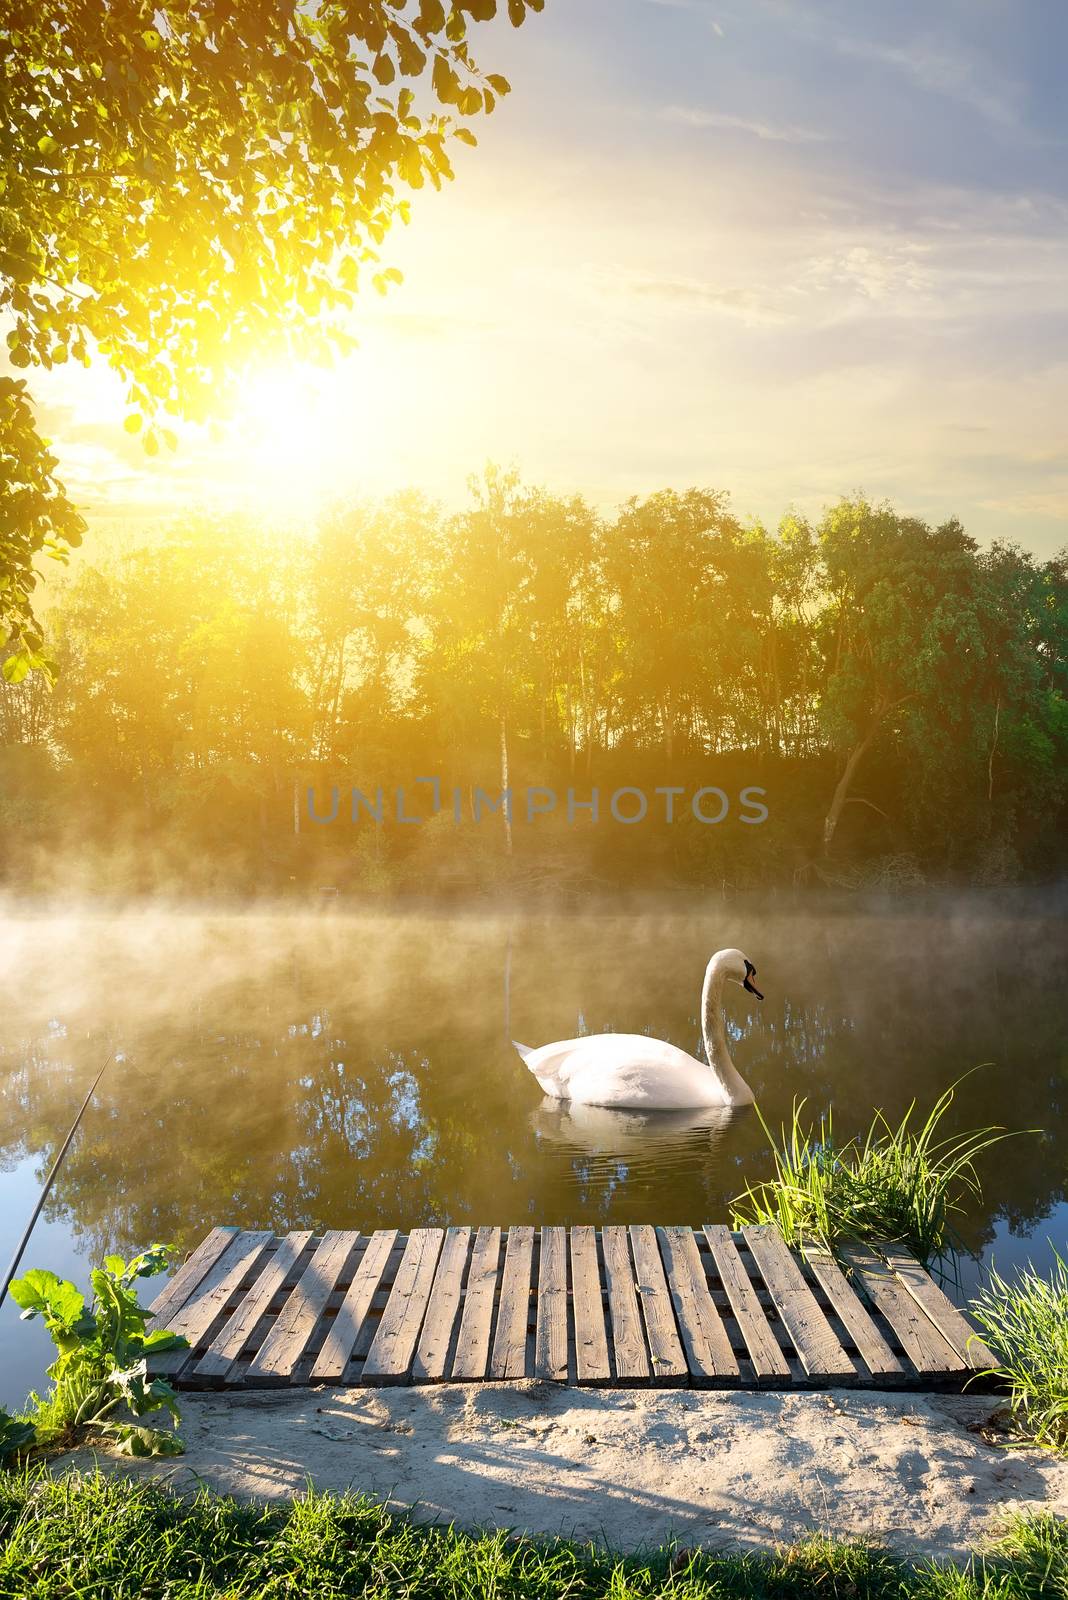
xmin=701 ymin=960 xmax=755 ymax=1105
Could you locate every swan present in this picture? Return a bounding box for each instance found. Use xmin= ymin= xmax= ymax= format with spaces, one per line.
xmin=512 ymin=948 xmax=762 ymax=1110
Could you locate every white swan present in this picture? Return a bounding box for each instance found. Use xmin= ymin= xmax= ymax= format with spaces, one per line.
xmin=513 ymin=948 xmax=762 ymax=1110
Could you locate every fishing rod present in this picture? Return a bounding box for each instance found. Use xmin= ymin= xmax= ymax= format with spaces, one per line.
xmin=0 ymin=1051 xmax=113 ymax=1311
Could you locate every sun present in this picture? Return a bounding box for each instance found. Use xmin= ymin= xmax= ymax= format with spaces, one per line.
xmin=236 ymin=363 xmax=357 ymax=494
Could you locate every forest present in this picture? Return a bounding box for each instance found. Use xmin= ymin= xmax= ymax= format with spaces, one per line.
xmin=2 ymin=470 xmax=1066 ymax=897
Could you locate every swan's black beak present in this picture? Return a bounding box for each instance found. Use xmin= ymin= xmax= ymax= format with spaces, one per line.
xmin=743 ymin=961 xmax=764 ymax=1001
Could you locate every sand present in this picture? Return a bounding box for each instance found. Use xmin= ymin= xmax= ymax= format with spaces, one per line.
xmin=63 ymin=1383 xmax=1068 ymax=1560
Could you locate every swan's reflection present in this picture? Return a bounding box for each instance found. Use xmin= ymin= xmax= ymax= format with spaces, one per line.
xmin=531 ymin=1097 xmax=740 ymax=1158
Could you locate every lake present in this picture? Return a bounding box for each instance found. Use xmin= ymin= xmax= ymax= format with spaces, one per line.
xmin=1 ymin=895 xmax=1066 ymax=1410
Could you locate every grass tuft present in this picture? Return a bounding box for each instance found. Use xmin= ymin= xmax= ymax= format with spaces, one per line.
xmin=0 ymin=1469 xmax=1064 ymax=1600
xmin=970 ymin=1251 xmax=1068 ymax=1455
xmin=731 ymin=1083 xmax=1013 ymax=1269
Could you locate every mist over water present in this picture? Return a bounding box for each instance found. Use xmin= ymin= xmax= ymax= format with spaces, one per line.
xmin=1 ymin=892 xmax=1066 ymax=1409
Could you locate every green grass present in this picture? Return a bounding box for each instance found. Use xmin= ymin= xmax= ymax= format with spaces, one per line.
xmin=0 ymin=1468 xmax=1064 ymax=1600
xmin=731 ymin=1084 xmax=1012 ymax=1269
xmin=970 ymin=1250 xmax=1068 ymax=1455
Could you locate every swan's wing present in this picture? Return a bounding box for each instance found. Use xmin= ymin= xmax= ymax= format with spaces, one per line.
xmin=516 ymin=1033 xmax=715 ymax=1107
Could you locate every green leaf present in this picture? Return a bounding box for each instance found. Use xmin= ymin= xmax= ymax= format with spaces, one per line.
xmin=0 ymin=1411 xmax=35 ymax=1460
xmin=2 ymin=653 xmax=30 ymax=685
xmin=108 ymin=1422 xmax=185 ymax=1457
xmin=9 ymin=1269 xmax=86 ymax=1329
xmin=142 ymin=1329 xmax=189 ymax=1354
xmin=123 ymin=413 xmax=142 ymax=434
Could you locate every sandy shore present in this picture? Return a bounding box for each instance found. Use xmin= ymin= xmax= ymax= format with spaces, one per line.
xmin=63 ymin=1383 xmax=1068 ymax=1559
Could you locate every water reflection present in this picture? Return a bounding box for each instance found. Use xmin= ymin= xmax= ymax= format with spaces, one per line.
xmin=0 ymin=895 xmax=1065 ymax=1398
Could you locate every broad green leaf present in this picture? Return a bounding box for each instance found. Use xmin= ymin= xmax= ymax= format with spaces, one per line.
xmin=9 ymin=1269 xmax=85 ymax=1328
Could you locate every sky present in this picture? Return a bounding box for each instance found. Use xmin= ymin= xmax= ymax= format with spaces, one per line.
xmin=24 ymin=0 xmax=1068 ymax=555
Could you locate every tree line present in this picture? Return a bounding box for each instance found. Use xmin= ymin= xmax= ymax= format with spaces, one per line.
xmin=2 ymin=469 xmax=1066 ymax=894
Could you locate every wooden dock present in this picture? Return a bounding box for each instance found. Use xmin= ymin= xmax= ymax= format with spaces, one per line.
xmin=146 ymin=1224 xmax=996 ymax=1392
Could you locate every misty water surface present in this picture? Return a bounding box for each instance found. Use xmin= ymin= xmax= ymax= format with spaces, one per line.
xmin=1 ymin=895 xmax=1066 ymax=1409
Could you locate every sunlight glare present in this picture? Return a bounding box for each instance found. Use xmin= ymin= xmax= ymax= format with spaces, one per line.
xmin=234 ymin=363 xmax=362 ymax=510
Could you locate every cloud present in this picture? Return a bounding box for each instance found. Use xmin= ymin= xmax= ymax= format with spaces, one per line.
xmin=662 ymin=104 xmax=828 ymax=143
xmin=835 ymin=36 xmax=1024 ymax=132
xmin=622 ymin=274 xmax=790 ymax=324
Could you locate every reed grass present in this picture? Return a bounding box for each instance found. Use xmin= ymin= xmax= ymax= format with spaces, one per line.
xmin=970 ymin=1251 xmax=1068 ymax=1454
xmin=731 ymin=1083 xmax=1012 ymax=1268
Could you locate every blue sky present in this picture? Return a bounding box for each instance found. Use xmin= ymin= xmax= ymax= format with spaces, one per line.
xmin=33 ymin=0 xmax=1068 ymax=555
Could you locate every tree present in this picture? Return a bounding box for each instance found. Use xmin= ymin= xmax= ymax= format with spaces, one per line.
xmin=600 ymin=489 xmax=744 ymax=760
xmin=815 ymin=500 xmax=989 ymax=855
xmin=0 ymin=378 xmax=85 ymax=681
xmin=0 ymin=0 xmax=543 ymax=674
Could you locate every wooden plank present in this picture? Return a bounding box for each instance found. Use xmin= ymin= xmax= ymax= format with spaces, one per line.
xmin=451 ymin=1226 xmax=501 ymax=1380
xmin=534 ymin=1226 xmax=568 ymax=1381
xmin=245 ymin=1231 xmax=357 ymax=1385
xmin=803 ymin=1246 xmax=905 ymax=1381
xmin=602 ymin=1226 xmax=651 ymax=1383
xmin=196 ymin=1232 xmax=314 ymax=1383
xmin=151 ymin=1229 xmax=276 ymax=1376
xmin=742 ymin=1226 xmax=855 ymax=1381
xmin=570 ymin=1225 xmax=610 ymax=1384
xmin=310 ymin=1229 xmax=397 ymax=1382
xmin=362 ymin=1228 xmax=444 ymax=1386
xmin=840 ymin=1246 xmax=967 ymax=1376
xmin=703 ymin=1226 xmax=790 ymax=1381
xmin=629 ymin=1225 xmax=687 ymax=1384
xmin=147 ymin=1226 xmax=240 ymax=1329
xmin=657 ymin=1226 xmax=738 ymax=1382
xmin=165 ymin=1220 xmax=991 ymax=1396
xmin=490 ymin=1227 xmax=535 ymax=1379
xmin=878 ymin=1245 xmax=997 ymax=1371
xmin=412 ymin=1227 xmax=471 ymax=1382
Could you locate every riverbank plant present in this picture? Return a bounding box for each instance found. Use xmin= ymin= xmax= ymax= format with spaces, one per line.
xmin=6 ymin=1245 xmax=187 ymax=1457
xmin=970 ymin=1250 xmax=1068 ymax=1454
xmin=731 ymin=1084 xmax=1012 ymax=1268
xmin=0 ymin=1469 xmax=1063 ymax=1600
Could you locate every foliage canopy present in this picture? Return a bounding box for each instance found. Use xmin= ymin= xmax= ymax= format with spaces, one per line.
xmin=0 ymin=0 xmax=541 ymax=670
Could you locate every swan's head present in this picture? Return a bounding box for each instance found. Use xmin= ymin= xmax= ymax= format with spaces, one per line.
xmin=714 ymin=948 xmax=764 ymax=1001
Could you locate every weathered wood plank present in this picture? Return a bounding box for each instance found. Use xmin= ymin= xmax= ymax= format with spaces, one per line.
xmin=490 ymin=1227 xmax=535 ymax=1379
xmin=148 ymin=1226 xmax=240 ymax=1329
xmin=602 ymin=1226 xmax=651 ymax=1383
xmin=803 ymin=1246 xmax=905 ymax=1381
xmin=309 ymin=1229 xmax=397 ymax=1382
xmin=412 ymin=1227 xmax=471 ymax=1383
xmin=742 ymin=1226 xmax=856 ymax=1381
xmin=657 ymin=1226 xmax=738 ymax=1383
xmin=195 ymin=1231 xmax=313 ymax=1383
xmin=534 ymin=1226 xmax=568 ymax=1382
xmin=879 ymin=1245 xmax=997 ymax=1371
xmin=570 ymin=1225 xmax=610 ymax=1384
xmin=629 ymin=1225 xmax=687 ymax=1384
xmin=703 ymin=1225 xmax=790 ymax=1381
xmin=152 ymin=1229 xmax=276 ymax=1376
xmin=451 ymin=1226 xmax=501 ymax=1380
xmin=245 ymin=1231 xmax=358 ymax=1385
xmin=362 ymin=1228 xmax=444 ymax=1386
xmin=840 ymin=1246 xmax=966 ymax=1376
xmin=169 ymin=1223 xmax=992 ymax=1393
